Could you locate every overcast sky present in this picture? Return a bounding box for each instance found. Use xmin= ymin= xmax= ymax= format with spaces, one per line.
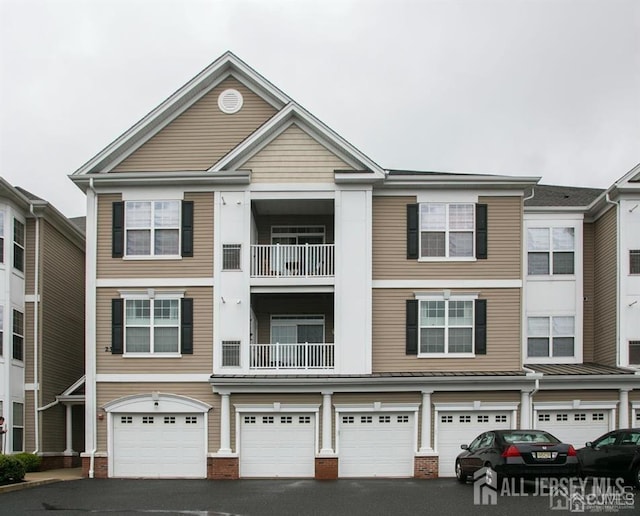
xmin=1 ymin=0 xmax=638 ymax=218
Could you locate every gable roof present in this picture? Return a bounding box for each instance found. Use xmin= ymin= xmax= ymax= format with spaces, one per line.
xmin=71 ymin=52 xmax=385 ymax=182
xmin=210 ymin=102 xmax=385 ymax=179
xmin=72 ymin=52 xmax=292 ymax=176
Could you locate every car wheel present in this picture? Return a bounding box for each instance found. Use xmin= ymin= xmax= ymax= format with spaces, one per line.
xmin=634 ymin=466 xmax=640 ymax=490
xmin=455 ymin=461 xmax=468 ymax=483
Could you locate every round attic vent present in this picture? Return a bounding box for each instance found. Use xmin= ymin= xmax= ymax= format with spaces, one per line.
xmin=218 ymin=89 xmax=243 ymax=114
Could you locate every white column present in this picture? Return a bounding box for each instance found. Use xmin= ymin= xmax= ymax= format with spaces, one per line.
xmin=619 ymin=389 xmax=630 ymax=429
xmin=64 ymin=404 xmax=74 ymax=454
xmin=219 ymin=393 xmax=232 ymax=454
xmin=520 ymin=390 xmax=531 ymax=429
xmin=320 ymin=392 xmax=333 ymax=455
xmin=419 ymin=391 xmax=434 ymax=452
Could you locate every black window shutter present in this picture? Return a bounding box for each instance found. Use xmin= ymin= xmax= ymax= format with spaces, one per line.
xmin=407 ymin=204 xmax=419 ymax=259
xmin=181 ymin=297 xmax=194 ymax=354
xmin=406 ymin=299 xmax=419 ymax=355
xmin=111 ymin=298 xmax=124 ymax=355
xmin=476 ymin=203 xmax=488 ymax=260
xmin=475 ymin=299 xmax=487 ymax=355
xmin=181 ymin=201 xmax=194 ymax=258
xmin=112 ymin=202 xmax=125 ymax=258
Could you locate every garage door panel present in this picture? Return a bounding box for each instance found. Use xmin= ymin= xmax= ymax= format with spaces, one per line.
xmin=437 ymin=411 xmax=512 ymax=477
xmin=339 ymin=413 xmax=414 ymax=477
xmin=240 ymin=414 xmax=315 ymax=478
xmin=536 ymin=410 xmax=609 ymax=448
xmin=113 ymin=413 xmax=205 ymax=478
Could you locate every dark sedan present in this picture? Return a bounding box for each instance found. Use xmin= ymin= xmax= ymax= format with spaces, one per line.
xmin=455 ymin=429 xmax=580 ymax=482
xmin=576 ymin=428 xmax=640 ymax=488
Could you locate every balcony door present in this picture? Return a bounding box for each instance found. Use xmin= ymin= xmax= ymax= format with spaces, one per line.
xmin=271 ymin=226 xmax=325 ymax=245
xmin=271 ymin=316 xmax=325 ymax=344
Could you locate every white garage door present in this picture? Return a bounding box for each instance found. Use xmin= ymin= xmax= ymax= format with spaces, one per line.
xmin=113 ymin=413 xmax=206 ymax=478
xmin=339 ymin=412 xmax=415 ymax=477
xmin=240 ymin=413 xmax=315 ymax=477
xmin=536 ymin=410 xmax=610 ymax=448
xmin=437 ymin=411 xmax=513 ymax=477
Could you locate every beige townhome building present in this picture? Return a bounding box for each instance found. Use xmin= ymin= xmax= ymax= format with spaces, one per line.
xmin=69 ymin=52 xmax=639 ymax=479
xmin=0 ymin=178 xmax=85 ymax=468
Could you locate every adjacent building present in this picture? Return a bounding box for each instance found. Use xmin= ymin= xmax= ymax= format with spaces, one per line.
xmin=69 ymin=52 xmax=639 ymax=479
xmin=0 ymin=178 xmax=85 ymax=468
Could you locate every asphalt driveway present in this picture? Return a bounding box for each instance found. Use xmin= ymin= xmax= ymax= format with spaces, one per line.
xmin=0 ymin=477 xmax=636 ymax=515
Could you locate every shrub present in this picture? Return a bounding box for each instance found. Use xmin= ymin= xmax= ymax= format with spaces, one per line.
xmin=14 ymin=453 xmax=42 ymax=473
xmin=0 ymin=455 xmax=26 ymax=483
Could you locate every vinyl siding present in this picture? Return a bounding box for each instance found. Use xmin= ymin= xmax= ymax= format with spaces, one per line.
xmin=96 ymin=287 xmax=213 ymax=374
xmin=96 ymin=383 xmax=217 ymax=453
xmin=372 ymin=288 xmax=521 ymax=372
xmin=372 ymin=196 xmax=522 ymax=280
xmin=593 ymin=207 xmax=618 ymax=365
xmin=583 ymin=222 xmax=595 ymax=362
xmin=113 ymin=77 xmax=277 ymax=172
xmin=96 ymin=192 xmax=214 ymax=278
xmin=246 ymin=124 xmax=353 ymax=183
xmin=40 ymin=220 xmax=85 ymax=405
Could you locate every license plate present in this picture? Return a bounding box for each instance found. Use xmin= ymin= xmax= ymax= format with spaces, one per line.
xmin=536 ymin=451 xmax=552 ymax=459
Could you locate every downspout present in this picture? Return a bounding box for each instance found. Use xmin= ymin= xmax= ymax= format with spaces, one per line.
xmin=523 ymin=366 xmax=541 ymax=427
xmin=605 ymin=193 xmax=621 ymax=366
xmin=30 ymin=204 xmax=40 ymax=454
xmin=88 ymin=177 xmax=97 ymax=478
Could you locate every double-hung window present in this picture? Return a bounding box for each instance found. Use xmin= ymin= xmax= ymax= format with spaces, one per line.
xmin=112 ymin=293 xmax=193 ymax=356
xmin=126 ymin=201 xmax=180 ymax=257
xmin=407 ymin=295 xmax=487 ymax=357
xmin=0 ymin=211 xmax=4 ymax=263
xmin=125 ymin=297 xmax=180 ymax=354
xmin=420 ymin=203 xmax=475 ymax=258
xmin=13 ymin=219 xmax=24 ymax=272
xmin=13 ymin=402 xmax=24 ymax=452
xmin=527 ymin=316 xmax=574 ymax=358
xmin=113 ymin=200 xmax=193 ymax=259
xmin=527 ymin=227 xmax=574 ymax=275
xmin=419 ymin=298 xmax=474 ymax=355
xmin=12 ymin=309 xmax=24 ymax=361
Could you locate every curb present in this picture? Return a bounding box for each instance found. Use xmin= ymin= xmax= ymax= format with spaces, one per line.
xmin=0 ymin=478 xmax=61 ymax=494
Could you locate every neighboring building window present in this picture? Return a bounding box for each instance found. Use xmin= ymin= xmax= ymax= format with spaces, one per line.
xmin=125 ymin=201 xmax=180 ymax=257
xmin=419 ymin=299 xmax=474 ymax=354
xmin=527 ymin=227 xmax=575 ymax=275
xmin=630 ymin=250 xmax=640 ymax=275
xmin=222 ymin=244 xmax=241 ymax=270
xmin=629 ymin=341 xmax=640 ymax=365
xmin=125 ymin=298 xmax=180 ymax=354
xmin=0 ymin=211 xmax=4 ymax=263
xmin=420 ymin=203 xmax=474 ymax=258
xmin=527 ymin=316 xmax=574 ymax=357
xmin=13 ymin=219 xmax=25 ymax=272
xmin=12 ymin=309 xmax=24 ymax=361
xmin=222 ymin=340 xmax=241 ymax=367
xmin=13 ymin=402 xmax=24 ymax=452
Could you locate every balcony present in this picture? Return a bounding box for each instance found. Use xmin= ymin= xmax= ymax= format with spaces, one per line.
xmin=250 ymin=244 xmax=335 ymax=278
xmin=249 ymin=342 xmax=335 ymax=370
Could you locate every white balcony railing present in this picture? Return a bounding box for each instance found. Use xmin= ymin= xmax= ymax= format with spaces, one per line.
xmin=250 ymin=244 xmax=335 ymax=278
xmin=249 ymin=342 xmax=335 ymax=370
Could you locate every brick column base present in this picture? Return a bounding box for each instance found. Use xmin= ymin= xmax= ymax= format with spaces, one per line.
xmin=315 ymin=457 xmax=338 ymax=480
xmin=414 ymin=456 xmax=438 ymax=479
xmin=208 ymin=457 xmax=239 ymax=479
xmin=81 ymin=456 xmax=108 ymax=478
